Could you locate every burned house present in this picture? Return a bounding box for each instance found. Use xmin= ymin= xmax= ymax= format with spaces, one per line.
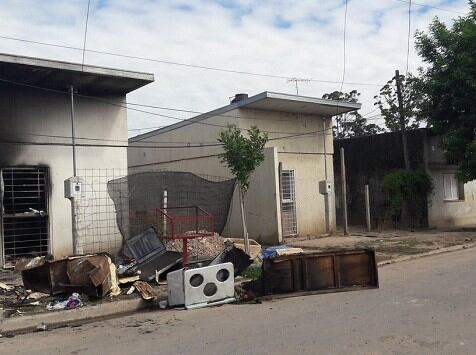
xmin=0 ymin=53 xmax=153 ymax=267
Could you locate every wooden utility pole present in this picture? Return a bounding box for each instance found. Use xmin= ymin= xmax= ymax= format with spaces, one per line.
xmin=395 ymin=70 xmax=410 ymax=170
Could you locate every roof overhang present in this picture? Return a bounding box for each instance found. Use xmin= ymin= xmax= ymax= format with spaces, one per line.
xmin=130 ymin=91 xmax=361 ymax=141
xmin=235 ymin=92 xmax=361 ymax=116
xmin=0 ymin=53 xmax=154 ymax=95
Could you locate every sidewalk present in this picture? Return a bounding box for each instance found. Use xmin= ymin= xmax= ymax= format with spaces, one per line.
xmin=285 ymin=228 xmax=476 ymax=262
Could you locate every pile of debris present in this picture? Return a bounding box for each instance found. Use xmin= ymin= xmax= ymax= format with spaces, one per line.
xmin=1 ymin=229 xmax=381 ymax=319
xmin=0 ymin=227 xmax=256 ymax=317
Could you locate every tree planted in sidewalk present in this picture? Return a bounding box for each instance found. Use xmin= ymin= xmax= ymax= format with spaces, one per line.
xmin=218 ymin=125 xmax=268 ymax=253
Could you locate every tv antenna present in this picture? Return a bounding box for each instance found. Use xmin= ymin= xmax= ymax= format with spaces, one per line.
xmin=287 ymin=77 xmax=312 ymax=95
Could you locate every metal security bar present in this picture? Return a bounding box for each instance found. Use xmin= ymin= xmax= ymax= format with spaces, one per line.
xmin=280 ymin=169 xmax=297 ymax=236
xmin=1 ymin=167 xmax=49 ymax=268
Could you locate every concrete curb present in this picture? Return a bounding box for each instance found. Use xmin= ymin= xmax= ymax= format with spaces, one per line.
xmin=377 ymin=242 xmax=476 ymax=267
xmin=0 ymin=296 xmax=151 ymax=335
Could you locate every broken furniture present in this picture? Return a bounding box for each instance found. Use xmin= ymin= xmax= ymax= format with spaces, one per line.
xmin=157 ymin=206 xmax=215 ymax=265
xmin=125 ymin=227 xmax=182 ymax=281
xmin=262 ymin=249 xmax=378 ymax=297
xmin=65 ymin=255 xmax=115 ymax=298
xmin=19 ymin=258 xmax=69 ymax=295
xmin=19 ymin=254 xmax=117 ymax=297
xmin=167 ymin=262 xmax=235 ymax=309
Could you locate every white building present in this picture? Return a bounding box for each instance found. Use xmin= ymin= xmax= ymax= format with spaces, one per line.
xmin=129 ymin=92 xmax=360 ymax=245
xmin=0 ymin=53 xmax=153 ymax=267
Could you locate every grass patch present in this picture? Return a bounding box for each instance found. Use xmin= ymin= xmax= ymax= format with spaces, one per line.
xmin=240 ymin=266 xmax=262 ymax=280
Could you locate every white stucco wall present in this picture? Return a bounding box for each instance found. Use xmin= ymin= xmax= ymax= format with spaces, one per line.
xmin=427 ymin=169 xmax=476 ymax=228
xmin=425 ymin=134 xmax=476 ymax=228
xmin=129 ymin=106 xmax=335 ymax=243
xmin=0 ymin=83 xmax=128 ymax=259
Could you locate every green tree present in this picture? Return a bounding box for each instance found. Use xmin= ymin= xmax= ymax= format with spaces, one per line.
xmin=415 ymin=1 xmax=476 ymax=182
xmin=322 ymin=90 xmax=383 ymax=139
xmin=383 ymin=170 xmax=433 ymax=228
xmin=374 ymin=72 xmax=423 ymax=132
xmin=218 ymin=125 xmax=268 ymax=252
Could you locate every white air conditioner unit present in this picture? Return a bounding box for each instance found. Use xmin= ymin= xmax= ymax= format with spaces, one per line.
xmin=167 ymin=262 xmax=235 ymax=309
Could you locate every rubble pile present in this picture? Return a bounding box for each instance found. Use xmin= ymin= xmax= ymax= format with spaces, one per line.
xmin=0 ymin=226 xmax=262 ymax=319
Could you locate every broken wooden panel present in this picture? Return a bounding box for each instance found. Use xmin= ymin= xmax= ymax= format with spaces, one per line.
xmin=262 ymin=249 xmax=378 ymax=296
xmin=20 ymin=259 xmax=68 ymax=295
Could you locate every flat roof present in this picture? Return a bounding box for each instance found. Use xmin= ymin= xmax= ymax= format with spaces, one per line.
xmin=130 ymin=91 xmax=361 ymax=141
xmin=0 ymin=53 xmax=154 ymax=95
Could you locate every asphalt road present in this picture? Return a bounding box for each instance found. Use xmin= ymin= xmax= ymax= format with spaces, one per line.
xmin=3 ymin=248 xmax=476 ymax=355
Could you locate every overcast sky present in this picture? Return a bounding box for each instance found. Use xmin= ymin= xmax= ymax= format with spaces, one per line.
xmin=0 ymin=0 xmax=470 ymax=136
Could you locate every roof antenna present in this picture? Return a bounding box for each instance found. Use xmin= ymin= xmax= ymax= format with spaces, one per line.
xmin=287 ymin=77 xmax=311 ymax=95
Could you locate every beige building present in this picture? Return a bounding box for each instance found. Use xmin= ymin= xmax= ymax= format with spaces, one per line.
xmin=426 ymin=134 xmax=476 ymax=228
xmin=129 ymin=92 xmax=360 ymax=244
xmin=0 ymin=53 xmax=153 ymax=267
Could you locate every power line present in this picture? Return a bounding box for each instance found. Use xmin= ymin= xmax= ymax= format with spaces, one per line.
xmin=405 ymin=0 xmax=412 ymax=77
xmin=340 ymin=0 xmax=348 ymax=93
xmin=81 ymin=0 xmax=91 ymax=70
xmin=0 ymin=76 xmax=361 ymax=138
xmin=393 ymin=0 xmax=466 ymax=15
xmin=0 ymin=34 xmax=384 ymax=87
xmin=0 ymin=76 xmax=347 ymax=145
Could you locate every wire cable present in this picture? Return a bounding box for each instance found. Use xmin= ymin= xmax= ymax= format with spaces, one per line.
xmin=81 ymin=0 xmax=91 ymax=70
xmin=340 ymin=0 xmax=348 ymax=93
xmin=405 ymin=0 xmax=412 ymax=78
xmin=0 ymin=76 xmax=361 ymax=138
xmin=393 ymin=0 xmax=466 ymax=15
xmin=0 ymin=76 xmax=354 ymax=145
xmin=0 ymin=34 xmax=384 ymax=87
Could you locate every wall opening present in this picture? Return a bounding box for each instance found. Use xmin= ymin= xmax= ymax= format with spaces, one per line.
xmin=280 ymin=169 xmax=297 ymax=236
xmin=1 ymin=167 xmax=49 ymax=268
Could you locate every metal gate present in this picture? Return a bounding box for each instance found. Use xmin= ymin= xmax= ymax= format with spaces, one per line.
xmin=1 ymin=167 xmax=49 ymax=267
xmin=280 ymin=169 xmax=297 ymax=236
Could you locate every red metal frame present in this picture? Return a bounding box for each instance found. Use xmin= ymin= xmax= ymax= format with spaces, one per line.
xmin=156 ymin=206 xmax=215 ymax=265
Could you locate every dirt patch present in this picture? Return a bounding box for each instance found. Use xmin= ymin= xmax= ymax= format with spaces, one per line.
xmin=286 ymin=230 xmax=476 ymax=262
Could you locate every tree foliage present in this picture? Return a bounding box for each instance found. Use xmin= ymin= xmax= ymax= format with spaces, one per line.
xmin=322 ymin=90 xmax=383 ymax=139
xmin=374 ymin=72 xmax=423 ymax=132
xmin=414 ymin=1 xmax=476 ymax=182
xmin=218 ymin=125 xmax=268 ymax=193
xmin=383 ymin=170 xmax=433 ymax=221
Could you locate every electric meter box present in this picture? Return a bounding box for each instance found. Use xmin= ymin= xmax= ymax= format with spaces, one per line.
xmin=319 ymin=180 xmax=333 ymax=195
xmin=64 ymin=177 xmax=83 ymax=199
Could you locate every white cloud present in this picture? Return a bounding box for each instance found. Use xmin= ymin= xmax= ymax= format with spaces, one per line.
xmin=0 ymin=0 xmax=470 ymax=135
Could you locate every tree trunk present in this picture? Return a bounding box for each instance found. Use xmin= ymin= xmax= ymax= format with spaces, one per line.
xmin=239 ymin=186 xmax=250 ymax=255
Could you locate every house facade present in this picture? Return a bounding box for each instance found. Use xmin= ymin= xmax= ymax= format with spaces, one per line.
xmin=129 ymin=92 xmax=360 ymax=244
xmin=0 ymin=53 xmax=154 ymax=267
xmin=333 ymin=129 xmax=476 ymax=230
